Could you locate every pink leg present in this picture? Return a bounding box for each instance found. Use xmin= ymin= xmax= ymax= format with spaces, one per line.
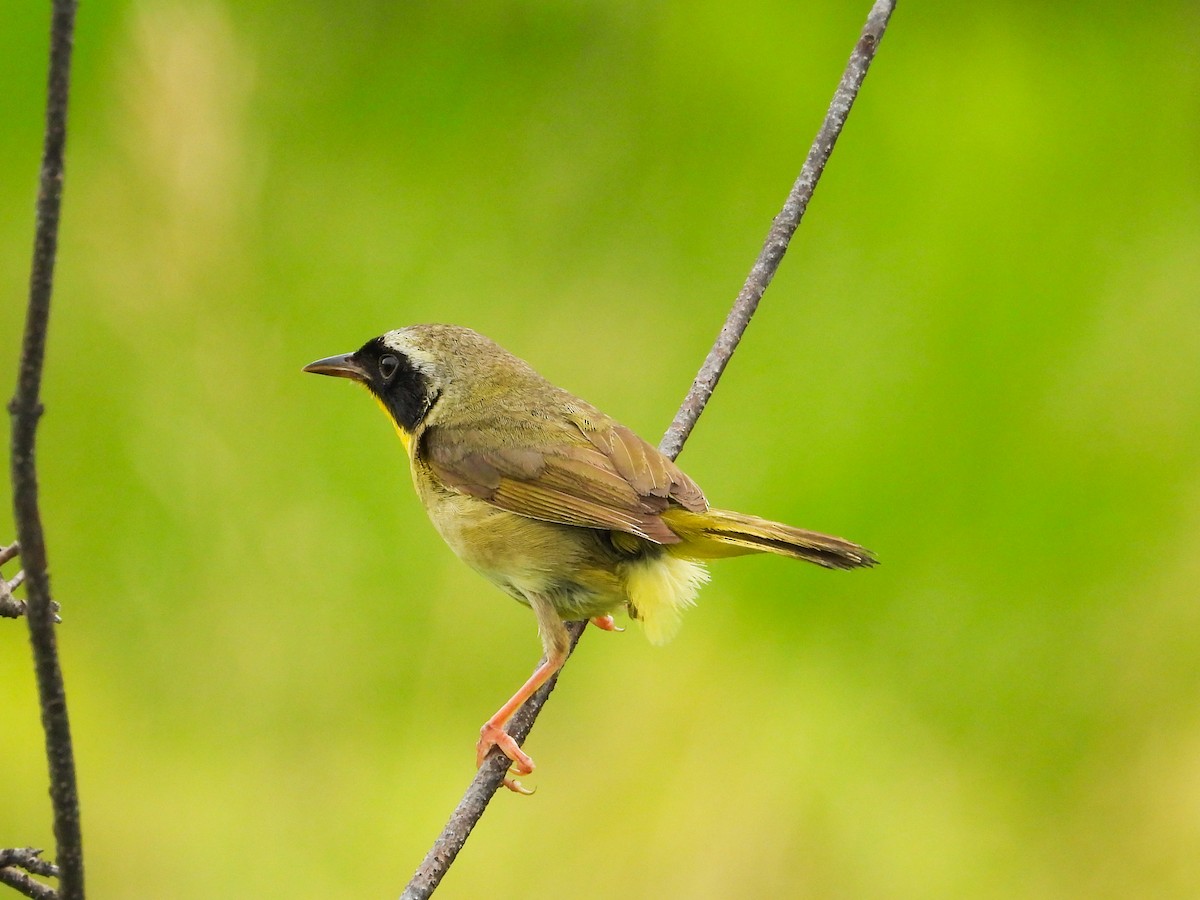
xmin=476 ymin=594 xmax=569 ymax=794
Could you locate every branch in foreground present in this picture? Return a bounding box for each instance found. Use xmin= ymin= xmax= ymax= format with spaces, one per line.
xmin=0 ymin=568 xmax=29 ymax=619
xmin=0 ymin=544 xmax=61 ymax=622
xmin=0 ymin=849 xmax=59 ymax=900
xmin=400 ymin=2 xmax=895 ymax=896
xmin=8 ymin=1 xmax=83 ymax=898
xmin=0 ymin=543 xmax=29 ymax=619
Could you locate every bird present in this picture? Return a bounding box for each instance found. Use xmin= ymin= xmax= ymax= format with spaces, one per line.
xmin=304 ymin=324 xmax=875 ymax=792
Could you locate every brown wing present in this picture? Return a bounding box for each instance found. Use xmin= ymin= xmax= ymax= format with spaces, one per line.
xmin=573 ymin=416 xmax=707 ymax=511
xmin=421 ymin=409 xmax=707 ymax=545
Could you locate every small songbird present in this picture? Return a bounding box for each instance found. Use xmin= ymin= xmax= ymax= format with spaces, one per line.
xmin=305 ymin=325 xmax=874 ymax=792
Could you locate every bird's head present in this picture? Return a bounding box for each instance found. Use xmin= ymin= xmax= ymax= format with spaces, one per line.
xmin=304 ymin=324 xmax=542 ymax=450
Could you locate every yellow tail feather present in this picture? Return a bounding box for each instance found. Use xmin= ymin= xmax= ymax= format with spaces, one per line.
xmin=661 ymin=508 xmax=877 ymax=570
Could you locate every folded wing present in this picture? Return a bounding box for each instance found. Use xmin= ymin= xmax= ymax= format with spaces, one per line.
xmin=422 ymin=411 xmax=707 ymax=545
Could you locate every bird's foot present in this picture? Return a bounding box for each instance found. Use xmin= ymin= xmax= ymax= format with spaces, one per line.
xmin=590 ymin=614 xmax=624 ymax=632
xmin=478 ymin=721 xmax=536 ymax=795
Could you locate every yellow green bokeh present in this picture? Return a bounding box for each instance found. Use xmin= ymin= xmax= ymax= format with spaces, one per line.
xmin=3 ymin=2 xmax=1199 ymax=897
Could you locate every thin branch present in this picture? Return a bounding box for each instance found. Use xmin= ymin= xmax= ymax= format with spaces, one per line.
xmin=1 ymin=575 xmax=60 ymax=622
xmin=398 ymin=623 xmax=587 ymax=900
xmin=399 ymin=3 xmax=895 ymax=896
xmin=0 ymin=851 xmax=57 ymax=880
xmin=0 ymin=849 xmax=59 ymax=900
xmin=660 ymin=0 xmax=896 ymax=460
xmin=1 ymin=544 xmax=27 ymax=619
xmin=1 ymin=568 xmax=30 ymax=619
xmin=0 ymin=872 xmax=57 ymax=900
xmin=1 ymin=546 xmax=60 ymax=622
xmin=8 ymin=1 xmax=83 ymax=898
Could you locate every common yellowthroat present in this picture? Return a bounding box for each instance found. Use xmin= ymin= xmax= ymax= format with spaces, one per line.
xmin=305 ymin=324 xmax=874 ymax=792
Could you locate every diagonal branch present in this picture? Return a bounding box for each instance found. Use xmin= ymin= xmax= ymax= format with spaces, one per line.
xmin=400 ymin=2 xmax=895 ymax=897
xmin=7 ymin=1 xmax=84 ymax=898
xmin=0 ymin=850 xmax=59 ymax=900
xmin=0 ymin=870 xmax=57 ymax=900
xmin=660 ymin=0 xmax=896 ymax=460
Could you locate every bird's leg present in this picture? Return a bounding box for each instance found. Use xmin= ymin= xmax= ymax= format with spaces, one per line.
xmin=476 ymin=658 xmax=561 ymax=794
xmin=477 ymin=595 xmax=569 ymax=794
xmin=589 ymin=614 xmax=624 ymax=632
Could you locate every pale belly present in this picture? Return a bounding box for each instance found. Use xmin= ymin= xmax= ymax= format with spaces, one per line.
xmin=416 ymin=473 xmax=628 ymax=620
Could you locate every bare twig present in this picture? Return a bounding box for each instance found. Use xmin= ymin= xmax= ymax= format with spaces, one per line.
xmin=1 ymin=546 xmax=60 ymax=622
xmin=0 ymin=849 xmax=59 ymax=900
xmin=398 ymin=623 xmax=588 ymax=900
xmin=660 ymin=0 xmax=896 ymax=460
xmin=0 ymin=850 xmax=57 ymax=880
xmin=1 ymin=544 xmax=27 ymax=618
xmin=0 ymin=871 xmax=57 ymax=900
xmin=1 ymin=577 xmax=61 ymax=622
xmin=7 ymin=1 xmax=83 ymax=898
xmin=1 ymin=568 xmax=30 ymax=619
xmin=399 ymin=3 xmax=895 ymax=896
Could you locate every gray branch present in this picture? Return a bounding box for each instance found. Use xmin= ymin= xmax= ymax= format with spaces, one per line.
xmin=0 ymin=570 xmax=29 ymax=619
xmin=0 ymin=544 xmax=28 ymax=619
xmin=660 ymin=0 xmax=896 ymax=460
xmin=400 ymin=2 xmax=896 ymax=897
xmin=6 ymin=1 xmax=84 ymax=898
xmin=0 ymin=849 xmax=59 ymax=900
xmin=1 ymin=545 xmax=60 ymax=622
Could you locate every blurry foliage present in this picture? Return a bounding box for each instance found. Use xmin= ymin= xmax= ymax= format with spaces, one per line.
xmin=2 ymin=1 xmax=1199 ymax=897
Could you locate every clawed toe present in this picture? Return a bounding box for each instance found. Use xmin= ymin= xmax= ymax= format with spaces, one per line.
xmin=478 ymin=721 xmax=537 ymax=793
xmin=590 ymin=614 xmax=624 ymax=632
xmin=503 ymin=774 xmax=536 ymax=795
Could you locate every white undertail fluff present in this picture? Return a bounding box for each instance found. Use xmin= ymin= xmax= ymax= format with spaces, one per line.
xmin=624 ymin=555 xmax=710 ymax=645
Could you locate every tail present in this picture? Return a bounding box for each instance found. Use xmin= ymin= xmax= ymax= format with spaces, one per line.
xmin=661 ymin=507 xmax=877 ymax=570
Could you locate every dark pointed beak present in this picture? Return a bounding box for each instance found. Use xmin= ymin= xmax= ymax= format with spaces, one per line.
xmin=303 ymin=353 xmax=368 ymax=382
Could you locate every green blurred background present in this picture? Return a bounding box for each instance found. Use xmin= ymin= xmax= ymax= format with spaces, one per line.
xmin=3 ymin=1 xmax=1199 ymax=897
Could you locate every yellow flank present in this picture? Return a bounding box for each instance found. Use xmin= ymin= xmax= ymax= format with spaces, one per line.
xmin=624 ymin=554 xmax=709 ymax=646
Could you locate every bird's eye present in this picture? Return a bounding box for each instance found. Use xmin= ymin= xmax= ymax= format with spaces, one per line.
xmin=379 ymin=355 xmax=400 ymax=382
